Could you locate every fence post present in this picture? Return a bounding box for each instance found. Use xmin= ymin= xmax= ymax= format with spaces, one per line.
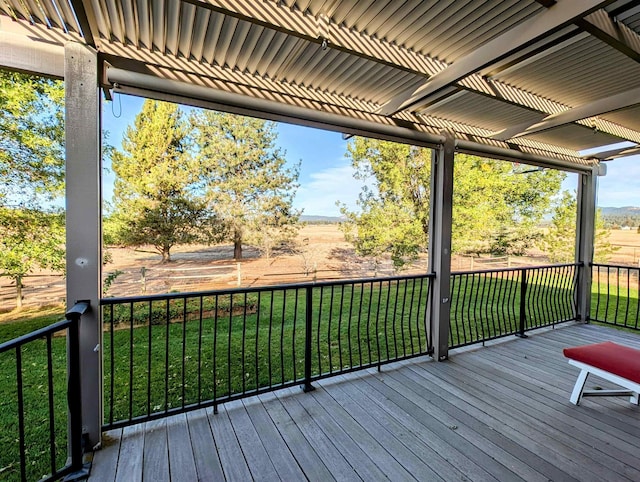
xmin=516 ymin=269 xmax=528 ymax=338
xmin=302 ymin=286 xmax=315 ymax=392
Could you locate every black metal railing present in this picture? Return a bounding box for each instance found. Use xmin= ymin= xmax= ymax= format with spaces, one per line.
xmin=449 ymin=263 xmax=579 ymax=348
xmin=591 ymin=263 xmax=640 ymax=330
xmin=0 ymin=302 xmax=88 ymax=482
xmin=101 ymin=273 xmax=434 ymax=429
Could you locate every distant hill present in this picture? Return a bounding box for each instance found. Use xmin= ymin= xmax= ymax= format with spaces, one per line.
xmin=599 ymin=206 xmax=640 ymax=216
xmin=599 ymin=206 xmax=640 ymax=228
xmin=300 ymin=215 xmax=344 ymax=224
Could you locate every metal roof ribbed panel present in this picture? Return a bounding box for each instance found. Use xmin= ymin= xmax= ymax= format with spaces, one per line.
xmin=0 ymin=0 xmax=80 ymax=33
xmin=526 ymin=124 xmax=624 ymax=152
xmin=602 ymin=105 xmax=640 ymax=132
xmin=6 ymin=0 xmax=640 ymax=164
xmin=417 ymin=91 xmax=544 ymax=132
xmin=324 ymin=0 xmax=543 ymax=63
xmin=493 ymin=36 xmax=640 ymax=107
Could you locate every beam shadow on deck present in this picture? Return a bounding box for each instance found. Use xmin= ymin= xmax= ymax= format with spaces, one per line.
xmin=89 ymin=323 xmax=640 ymax=481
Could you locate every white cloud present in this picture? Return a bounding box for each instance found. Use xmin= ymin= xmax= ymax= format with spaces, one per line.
xmin=294 ymin=164 xmax=367 ymax=217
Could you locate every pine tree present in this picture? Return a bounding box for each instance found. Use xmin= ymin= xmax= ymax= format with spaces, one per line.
xmin=110 ymin=100 xmax=212 ymax=262
xmin=191 ymin=111 xmax=300 ymax=260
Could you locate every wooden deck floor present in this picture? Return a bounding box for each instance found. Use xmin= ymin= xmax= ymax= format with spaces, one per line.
xmin=89 ymin=323 xmax=640 ymax=481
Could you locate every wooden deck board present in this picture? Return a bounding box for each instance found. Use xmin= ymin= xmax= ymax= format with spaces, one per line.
xmin=165 ymin=414 xmax=198 ymax=481
xmin=207 ymin=404 xmax=253 ymax=481
xmin=114 ymin=423 xmax=144 ymax=482
xmin=142 ymin=419 xmax=169 ymax=482
xmin=241 ymin=397 xmax=307 ymax=481
xmin=183 ymin=411 xmax=218 ymax=481
xmin=264 ymin=389 xmax=360 ymax=481
xmin=429 ymin=358 xmax=632 ymax=481
xmin=261 ymin=391 xmax=337 ymax=481
xmin=89 ymin=323 xmax=640 ymax=481
xmin=88 ymin=429 xmax=121 ymax=482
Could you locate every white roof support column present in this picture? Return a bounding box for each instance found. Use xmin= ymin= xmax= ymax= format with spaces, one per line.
xmin=65 ymin=42 xmax=103 ymax=449
xmin=575 ymin=166 xmax=599 ymax=322
xmin=428 ymin=134 xmax=455 ymax=361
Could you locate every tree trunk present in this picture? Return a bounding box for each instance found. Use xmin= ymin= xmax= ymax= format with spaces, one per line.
xmin=234 ymin=239 xmax=243 ymax=260
xmin=16 ymin=275 xmax=23 ymax=310
xmin=233 ymin=230 xmax=243 ymax=260
xmin=161 ymin=247 xmax=171 ymax=263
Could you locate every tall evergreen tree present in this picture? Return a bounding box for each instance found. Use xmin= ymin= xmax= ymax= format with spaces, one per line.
xmin=191 ymin=111 xmax=301 ymax=260
xmin=110 ymin=100 xmax=211 ymax=262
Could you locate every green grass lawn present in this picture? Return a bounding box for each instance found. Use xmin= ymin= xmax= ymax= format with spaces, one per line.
xmin=102 ymin=279 xmax=432 ymax=424
xmin=1 ymin=270 xmax=638 ymax=482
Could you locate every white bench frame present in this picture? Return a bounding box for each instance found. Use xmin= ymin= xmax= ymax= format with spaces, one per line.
xmin=568 ymin=359 xmax=640 ymax=406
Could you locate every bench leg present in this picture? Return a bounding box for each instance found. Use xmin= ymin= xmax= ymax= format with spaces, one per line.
xmin=570 ymin=369 xmax=589 ymax=405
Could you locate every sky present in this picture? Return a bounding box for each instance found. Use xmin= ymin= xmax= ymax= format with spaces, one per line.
xmin=103 ymin=93 xmax=639 ymax=216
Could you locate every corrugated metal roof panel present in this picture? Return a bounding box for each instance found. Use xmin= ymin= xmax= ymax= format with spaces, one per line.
xmin=602 ymin=105 xmax=640 ymax=133
xmin=493 ymin=36 xmax=640 ymax=107
xmin=525 ymin=124 xmax=624 ymax=152
xmin=5 ymin=0 xmax=640 ymax=166
xmin=417 ymin=91 xmax=543 ymax=132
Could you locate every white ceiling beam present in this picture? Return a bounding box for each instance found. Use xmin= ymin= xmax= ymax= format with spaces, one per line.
xmin=0 ymin=31 xmax=64 ymax=78
xmin=378 ymin=0 xmax=614 ymax=115
xmin=496 ymin=85 xmax=640 ymax=139
xmin=482 ymin=31 xmax=587 ymax=80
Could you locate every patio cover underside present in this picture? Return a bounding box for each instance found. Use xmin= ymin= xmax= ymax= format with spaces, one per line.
xmin=4 ymin=0 xmax=640 ymax=169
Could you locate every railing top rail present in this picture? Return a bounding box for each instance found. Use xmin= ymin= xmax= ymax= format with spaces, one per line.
xmin=100 ymin=271 xmax=436 ymax=305
xmin=591 ymin=263 xmax=640 ymax=269
xmin=0 ymin=318 xmax=72 ymax=354
xmin=65 ymin=300 xmax=90 ymax=320
xmin=451 ymin=262 xmax=580 ymax=277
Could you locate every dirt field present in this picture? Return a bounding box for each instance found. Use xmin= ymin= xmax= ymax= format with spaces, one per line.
xmin=603 ymin=229 xmax=640 ymax=266
xmin=2 ymin=225 xmax=639 ymax=312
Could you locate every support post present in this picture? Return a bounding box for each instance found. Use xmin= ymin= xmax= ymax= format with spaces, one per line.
xmin=65 ymin=43 xmax=102 ymax=449
xmin=428 ymin=134 xmax=455 ymax=361
xmin=575 ymin=166 xmax=599 ymax=322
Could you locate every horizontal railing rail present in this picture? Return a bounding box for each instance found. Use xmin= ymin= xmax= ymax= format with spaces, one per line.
xmin=0 ymin=301 xmax=89 ymax=482
xmin=101 ymin=273 xmax=435 ymax=430
xmin=449 ymin=263 xmax=579 ymax=349
xmin=591 ymin=263 xmax=640 ymax=330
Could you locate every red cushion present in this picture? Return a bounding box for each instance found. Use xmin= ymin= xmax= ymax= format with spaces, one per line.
xmin=563 ymin=341 xmax=640 ymax=384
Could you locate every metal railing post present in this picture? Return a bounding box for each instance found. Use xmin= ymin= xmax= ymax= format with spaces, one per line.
xmin=516 ymin=269 xmax=528 ymax=338
xmin=302 ymin=286 xmax=315 ymax=392
xmin=67 ymin=316 xmax=84 ymax=472
xmin=64 ymin=301 xmax=90 ymax=481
